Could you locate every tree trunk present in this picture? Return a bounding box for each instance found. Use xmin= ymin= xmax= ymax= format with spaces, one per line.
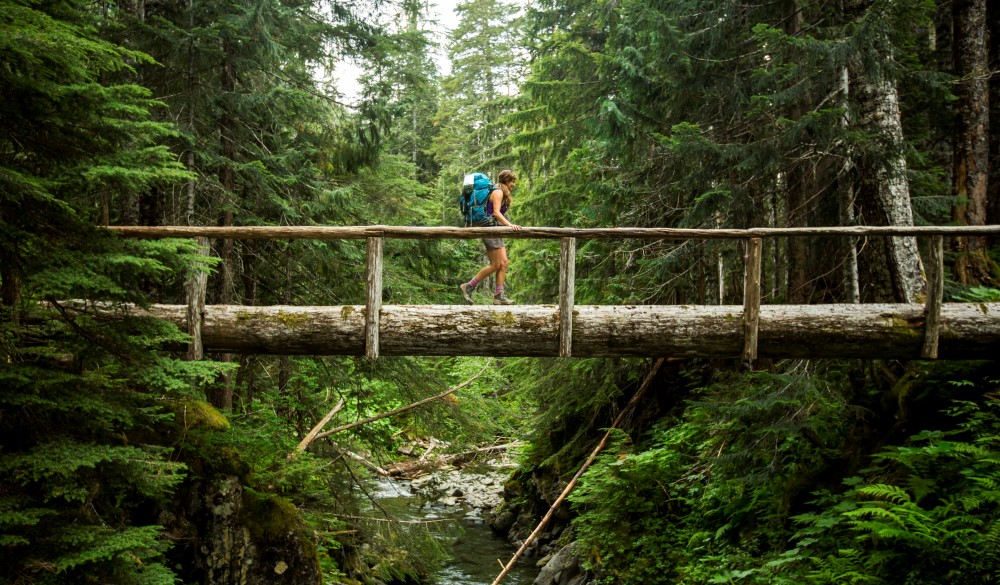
xmin=233 ymin=241 xmax=258 ymax=411
xmin=185 ymin=237 xmax=209 ymax=362
xmin=185 ymin=0 xmax=197 ymax=227
xmin=837 ymin=65 xmax=861 ymax=303
xmin=120 ymin=193 xmax=139 ymax=226
xmin=783 ymin=1 xmax=810 ymax=304
xmin=278 ymin=244 xmax=293 ymax=398
xmin=952 ymin=0 xmax=995 ymax=285
xmin=118 ymin=302 xmax=1000 ymax=360
xmin=139 ymin=186 xmax=162 ymax=227
xmin=989 ymin=0 xmax=1000 ymax=227
xmin=852 ymin=67 xmax=925 ymax=303
xmin=209 ymin=41 xmax=238 ymax=411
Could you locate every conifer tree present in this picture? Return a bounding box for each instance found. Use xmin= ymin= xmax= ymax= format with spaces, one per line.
xmin=107 ymin=0 xmax=402 ymax=408
xmin=0 ymin=1 xmax=205 ymax=582
xmin=432 ymin=0 xmax=523 ymax=179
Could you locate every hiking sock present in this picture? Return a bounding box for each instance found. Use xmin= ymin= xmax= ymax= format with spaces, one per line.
xmin=468 ymin=277 xmax=479 ymax=289
xmin=495 ymin=285 xmax=504 ymax=297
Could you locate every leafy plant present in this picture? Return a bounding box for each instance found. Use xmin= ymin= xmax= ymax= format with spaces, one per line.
xmin=782 ymin=399 xmax=1000 ymax=585
xmin=955 ymin=287 xmax=1000 ymax=303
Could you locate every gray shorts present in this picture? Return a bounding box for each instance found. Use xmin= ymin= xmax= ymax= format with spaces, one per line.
xmin=482 ymin=236 xmax=505 ymax=250
xmin=471 ymin=219 xmax=505 ymax=250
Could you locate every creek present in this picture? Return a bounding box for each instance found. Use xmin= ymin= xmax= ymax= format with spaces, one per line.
xmin=367 ymin=471 xmax=541 ymax=585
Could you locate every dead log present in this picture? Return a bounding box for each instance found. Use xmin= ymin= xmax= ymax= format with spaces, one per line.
xmin=329 ymin=445 xmax=389 ymax=477
xmin=114 ymin=303 xmax=1000 ymax=359
xmin=385 ymin=441 xmax=524 ymax=479
xmin=290 ymin=398 xmax=345 ymax=458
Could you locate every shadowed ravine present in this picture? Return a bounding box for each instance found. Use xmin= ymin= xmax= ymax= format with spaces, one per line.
xmin=368 ymin=477 xmax=541 ymax=585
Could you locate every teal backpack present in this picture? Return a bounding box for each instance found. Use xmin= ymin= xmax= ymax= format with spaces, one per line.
xmin=460 ymin=173 xmax=495 ymax=225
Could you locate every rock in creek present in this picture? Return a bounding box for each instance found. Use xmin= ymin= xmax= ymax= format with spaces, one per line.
xmin=408 ymin=467 xmax=507 ymax=511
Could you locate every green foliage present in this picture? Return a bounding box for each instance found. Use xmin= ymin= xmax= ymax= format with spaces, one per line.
xmin=782 ymin=399 xmax=1000 ymax=584
xmin=557 ymin=362 xmax=999 ymax=585
xmin=0 ymin=356 xmax=193 ymax=584
xmin=955 ymin=287 xmax=1000 ymax=303
xmin=5 ymin=0 xmax=994 ymax=583
xmin=566 ymin=368 xmax=859 ymax=584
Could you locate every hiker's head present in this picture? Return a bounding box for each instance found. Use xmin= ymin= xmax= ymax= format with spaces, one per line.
xmin=497 ymin=170 xmax=518 ymax=204
xmin=498 ymin=169 xmax=517 ymax=188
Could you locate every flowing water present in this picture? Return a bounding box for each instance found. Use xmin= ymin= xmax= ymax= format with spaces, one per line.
xmin=368 ymin=478 xmax=541 ymax=585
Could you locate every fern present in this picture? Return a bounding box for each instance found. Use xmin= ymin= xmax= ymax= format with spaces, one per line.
xmin=780 ymin=398 xmax=1000 ymax=584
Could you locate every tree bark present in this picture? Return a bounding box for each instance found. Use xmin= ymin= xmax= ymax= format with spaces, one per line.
xmin=783 ymin=1 xmax=811 ymax=304
xmin=989 ymin=0 xmax=1000 ymax=227
xmin=185 ymin=237 xmax=209 ymax=361
xmin=952 ymin=0 xmax=996 ymax=285
xmin=278 ymin=244 xmax=292 ymax=397
xmin=852 ymin=65 xmax=925 ymax=303
xmin=234 ymin=241 xmax=258 ymax=410
xmin=837 ymin=64 xmax=861 ymax=303
xmin=114 ymin=302 xmax=1000 ymax=360
xmin=209 ymin=39 xmax=239 ymax=411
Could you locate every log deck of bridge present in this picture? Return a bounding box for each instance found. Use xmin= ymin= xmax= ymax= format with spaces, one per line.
xmin=107 ymin=225 xmax=1000 ymax=361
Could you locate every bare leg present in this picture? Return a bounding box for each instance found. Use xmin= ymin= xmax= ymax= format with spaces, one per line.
xmin=493 ymin=246 xmax=509 ymax=290
xmin=473 ymin=248 xmax=504 ymax=283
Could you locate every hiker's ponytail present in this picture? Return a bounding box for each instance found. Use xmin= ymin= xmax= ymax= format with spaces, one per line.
xmin=497 ymin=169 xmax=517 ymax=208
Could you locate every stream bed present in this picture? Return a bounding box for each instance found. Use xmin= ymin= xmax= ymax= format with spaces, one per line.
xmin=368 ymin=472 xmax=541 ymax=585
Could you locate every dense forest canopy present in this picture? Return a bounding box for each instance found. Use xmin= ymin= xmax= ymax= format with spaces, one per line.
xmin=1 ymin=0 xmax=999 ymax=584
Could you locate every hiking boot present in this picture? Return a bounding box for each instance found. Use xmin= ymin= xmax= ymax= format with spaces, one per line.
xmin=459 ymin=283 xmax=475 ymax=304
xmin=493 ymin=292 xmax=515 ymax=305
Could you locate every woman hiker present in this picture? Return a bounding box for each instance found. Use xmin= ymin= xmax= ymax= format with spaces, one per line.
xmin=460 ymin=169 xmax=521 ymax=305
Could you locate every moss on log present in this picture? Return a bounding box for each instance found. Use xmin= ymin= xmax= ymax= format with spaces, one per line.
xmin=122 ymin=303 xmax=1000 ymax=359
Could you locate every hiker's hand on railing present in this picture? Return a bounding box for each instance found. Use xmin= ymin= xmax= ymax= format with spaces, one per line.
xmin=510 ymin=224 xmax=522 ymax=231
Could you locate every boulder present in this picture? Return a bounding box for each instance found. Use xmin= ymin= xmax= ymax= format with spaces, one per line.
xmin=532 ymin=542 xmax=592 ymax=585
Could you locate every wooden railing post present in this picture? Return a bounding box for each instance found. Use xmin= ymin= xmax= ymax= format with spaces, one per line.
xmin=365 ymin=237 xmax=384 ymax=359
xmin=742 ymin=237 xmax=763 ymax=364
xmin=559 ymin=237 xmax=576 ymax=358
xmin=185 ymin=237 xmax=210 ymax=361
xmin=921 ymin=235 xmax=944 ymax=359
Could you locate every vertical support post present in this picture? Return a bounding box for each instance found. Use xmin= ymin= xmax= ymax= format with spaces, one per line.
xmin=921 ymin=235 xmax=944 ymax=359
xmin=185 ymin=237 xmax=209 ymax=361
xmin=559 ymin=237 xmax=576 ymax=358
xmin=742 ymin=237 xmax=763 ymax=364
xmin=365 ymin=237 xmax=384 ymax=360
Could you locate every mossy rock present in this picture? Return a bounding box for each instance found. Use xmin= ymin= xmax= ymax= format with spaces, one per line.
xmin=241 ymin=490 xmax=322 ymax=584
xmin=242 ymin=490 xmax=307 ymax=540
xmin=181 ymin=399 xmax=231 ymax=430
xmin=158 ymin=400 xmax=251 ymax=479
xmin=158 ymin=399 xmax=230 ymax=433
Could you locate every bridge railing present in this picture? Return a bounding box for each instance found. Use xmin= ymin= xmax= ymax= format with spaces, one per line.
xmin=108 ymin=225 xmax=1000 ymax=361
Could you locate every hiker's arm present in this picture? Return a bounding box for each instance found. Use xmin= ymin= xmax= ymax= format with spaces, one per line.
xmin=490 ymin=190 xmax=521 ymax=230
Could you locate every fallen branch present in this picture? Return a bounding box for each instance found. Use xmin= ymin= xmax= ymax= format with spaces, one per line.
xmin=314 ymin=364 xmax=489 ymax=441
xmin=419 ymin=437 xmax=439 ymax=462
xmin=330 ymin=444 xmax=390 ymax=477
xmin=470 ymin=441 xmax=524 ymax=455
xmin=491 ymin=358 xmax=666 ymax=585
xmin=289 ymin=397 xmax=346 ymax=458
xmin=386 ymin=441 xmax=524 ymax=479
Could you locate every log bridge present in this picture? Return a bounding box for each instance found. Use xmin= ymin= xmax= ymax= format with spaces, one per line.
xmin=107 ymin=225 xmax=1000 ymax=361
